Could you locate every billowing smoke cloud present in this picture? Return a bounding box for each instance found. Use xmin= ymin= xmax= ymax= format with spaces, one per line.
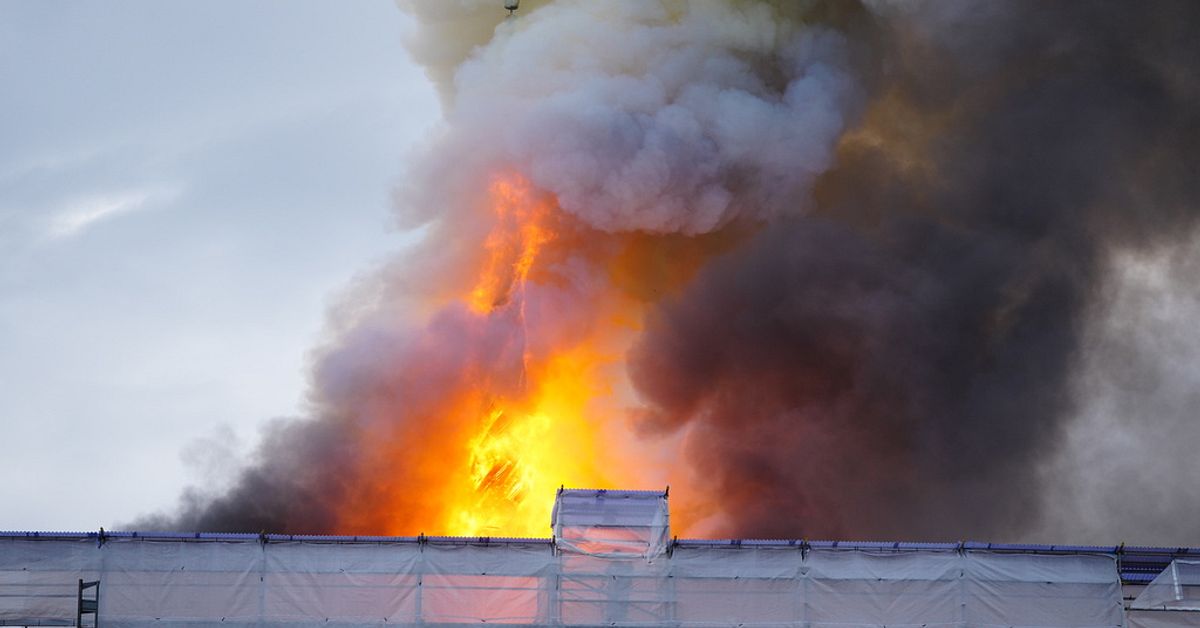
xmin=400 ymin=0 xmax=859 ymax=236
xmin=1037 ymin=242 xmax=1200 ymax=545
xmin=630 ymin=0 xmax=1200 ymax=540
xmin=141 ymin=0 xmax=1200 ymax=543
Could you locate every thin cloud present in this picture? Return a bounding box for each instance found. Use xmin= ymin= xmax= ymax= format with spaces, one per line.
xmin=47 ymin=187 xmax=175 ymax=239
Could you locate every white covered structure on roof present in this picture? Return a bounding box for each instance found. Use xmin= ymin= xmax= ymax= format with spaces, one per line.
xmin=1134 ymin=559 xmax=1200 ymax=613
xmin=1 ymin=489 xmax=1197 ymax=627
xmin=551 ymin=488 xmax=670 ymax=558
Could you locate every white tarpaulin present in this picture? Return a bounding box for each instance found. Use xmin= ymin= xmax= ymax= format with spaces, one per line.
xmin=1127 ymin=559 xmax=1200 ymax=628
xmin=552 ymin=489 xmax=670 ymax=559
xmin=0 ymin=536 xmax=1128 ymax=627
xmin=1134 ymin=560 xmax=1200 ymax=611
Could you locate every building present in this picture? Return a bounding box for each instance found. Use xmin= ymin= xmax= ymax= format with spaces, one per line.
xmin=2 ymin=489 xmax=1197 ymax=627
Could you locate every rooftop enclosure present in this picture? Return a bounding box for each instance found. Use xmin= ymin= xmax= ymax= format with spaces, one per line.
xmin=551 ymin=489 xmax=670 ymax=558
xmin=1134 ymin=560 xmax=1200 ymax=612
xmin=1 ymin=490 xmax=1197 ymax=628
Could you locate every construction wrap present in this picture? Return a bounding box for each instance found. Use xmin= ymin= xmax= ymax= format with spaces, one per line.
xmin=1134 ymin=560 xmax=1200 ymax=611
xmin=551 ymin=489 xmax=670 ymax=559
xmin=0 ymin=536 xmax=1130 ymax=627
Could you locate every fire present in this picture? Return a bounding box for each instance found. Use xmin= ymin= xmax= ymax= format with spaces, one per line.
xmin=332 ymin=174 xmax=700 ymax=538
xmin=452 ymin=346 xmax=617 ymax=536
xmin=447 ymin=175 xmax=631 ymax=537
xmin=466 ymin=177 xmax=554 ymax=315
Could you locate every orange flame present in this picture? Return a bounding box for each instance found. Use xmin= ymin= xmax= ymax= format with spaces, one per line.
xmin=467 ymin=177 xmax=554 ymax=315
xmin=446 ymin=175 xmax=636 ymax=537
xmin=333 ymin=174 xmax=713 ymax=538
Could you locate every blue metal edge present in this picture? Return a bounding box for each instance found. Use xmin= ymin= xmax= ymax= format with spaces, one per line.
xmin=2 ymin=531 xmax=1192 ymax=555
xmin=1 ymin=531 xmax=1184 ymax=555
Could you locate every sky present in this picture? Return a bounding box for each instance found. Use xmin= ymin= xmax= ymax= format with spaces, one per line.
xmin=2 ymin=1 xmax=1198 ymax=546
xmin=0 ymin=1 xmax=439 ymax=530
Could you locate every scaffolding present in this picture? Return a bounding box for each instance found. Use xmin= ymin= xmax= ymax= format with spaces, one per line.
xmin=0 ymin=490 xmax=1196 ymax=627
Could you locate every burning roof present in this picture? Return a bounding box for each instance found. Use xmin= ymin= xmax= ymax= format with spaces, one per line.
xmin=135 ymin=0 xmax=1200 ymax=547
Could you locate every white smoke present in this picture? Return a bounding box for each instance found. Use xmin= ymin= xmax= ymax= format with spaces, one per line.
xmin=399 ymin=0 xmax=859 ymax=234
xmin=1038 ymin=234 xmax=1200 ymax=545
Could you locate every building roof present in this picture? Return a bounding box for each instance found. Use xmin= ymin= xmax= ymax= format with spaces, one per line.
xmin=3 ymin=529 xmax=1193 ymax=584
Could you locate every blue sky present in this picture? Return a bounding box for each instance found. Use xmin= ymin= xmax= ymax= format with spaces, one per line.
xmin=0 ymin=1 xmax=438 ymax=529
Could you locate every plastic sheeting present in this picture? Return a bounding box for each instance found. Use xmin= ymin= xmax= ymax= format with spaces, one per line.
xmin=0 ymin=536 xmax=1127 ymax=627
xmin=1134 ymin=560 xmax=1200 ymax=611
xmin=552 ymin=489 xmax=669 ymax=559
xmin=0 ymin=538 xmax=97 ymax=625
xmin=1128 ymin=610 xmax=1200 ymax=628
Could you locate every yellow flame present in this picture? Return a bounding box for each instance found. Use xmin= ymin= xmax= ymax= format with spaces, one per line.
xmin=333 ymin=174 xmax=706 ymax=538
xmin=452 ymin=348 xmax=611 ymax=536
xmin=447 ymin=176 xmax=624 ymax=537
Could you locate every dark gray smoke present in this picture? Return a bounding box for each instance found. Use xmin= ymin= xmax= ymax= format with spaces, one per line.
xmin=140 ymin=0 xmax=1200 ymax=542
xmin=137 ymin=418 xmax=355 ymax=533
xmin=628 ymin=0 xmax=1200 ymax=541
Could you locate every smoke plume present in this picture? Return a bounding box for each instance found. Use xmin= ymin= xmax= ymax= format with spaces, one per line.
xmin=141 ymin=0 xmax=1200 ymax=543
